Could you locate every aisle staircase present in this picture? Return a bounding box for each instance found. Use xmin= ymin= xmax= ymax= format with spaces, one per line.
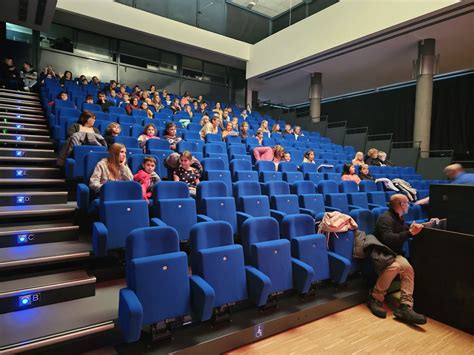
xmin=0 ymin=88 xmax=95 ymax=315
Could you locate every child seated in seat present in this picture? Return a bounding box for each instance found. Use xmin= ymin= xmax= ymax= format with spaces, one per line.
xmin=137 ymin=124 xmax=159 ymax=149
xmin=134 ymin=156 xmax=161 ymax=202
xmin=104 ymin=122 xmax=121 ymax=148
xmin=173 ymin=151 xmax=200 ymax=197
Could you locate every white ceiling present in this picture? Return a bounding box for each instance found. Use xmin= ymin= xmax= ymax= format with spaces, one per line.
xmin=252 ymin=8 xmax=474 ymax=105
xmin=229 ymin=0 xmax=303 ymax=18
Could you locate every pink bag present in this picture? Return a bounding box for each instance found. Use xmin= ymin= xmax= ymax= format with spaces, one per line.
xmin=317 ymin=211 xmax=358 ymax=248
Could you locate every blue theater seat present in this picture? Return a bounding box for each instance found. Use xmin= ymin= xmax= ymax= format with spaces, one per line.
xmin=189 ymin=221 xmax=270 ymax=310
xmin=118 ymin=226 xmax=213 ymax=343
xmin=151 ymin=181 xmax=213 ymax=241
xmin=241 ymin=217 xmax=313 ymax=296
xmin=65 ymin=145 xmax=107 ymax=179
xmin=280 ymin=214 xmax=351 ymax=284
xmin=92 ymin=182 xmax=154 ymax=256
xmin=196 ymin=182 xmax=238 ymax=235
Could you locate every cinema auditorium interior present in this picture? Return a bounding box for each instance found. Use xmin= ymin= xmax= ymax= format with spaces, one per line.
xmin=0 ymin=0 xmax=473 ymax=354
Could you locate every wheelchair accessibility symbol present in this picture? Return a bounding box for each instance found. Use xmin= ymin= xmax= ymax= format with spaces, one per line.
xmin=255 ymin=324 xmax=264 ymax=338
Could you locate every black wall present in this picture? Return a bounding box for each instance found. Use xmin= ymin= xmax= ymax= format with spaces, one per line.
xmin=321 ymin=73 xmax=474 ymax=159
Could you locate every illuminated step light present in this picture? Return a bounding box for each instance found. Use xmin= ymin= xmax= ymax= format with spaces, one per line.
xmin=16 ymin=124 xmax=23 ymax=129
xmin=16 ymin=169 xmax=26 ymax=177
xmin=16 ymin=114 xmax=21 ymax=118
xmin=16 ymin=196 xmax=30 ymax=204
xmin=19 ymin=295 xmax=31 ymax=306
xmin=17 ymin=234 xmax=28 ymax=244
xmin=15 ymin=150 xmax=25 ymax=157
xmin=18 ymin=293 xmax=40 ymax=307
xmin=16 ymin=136 xmax=24 ymax=141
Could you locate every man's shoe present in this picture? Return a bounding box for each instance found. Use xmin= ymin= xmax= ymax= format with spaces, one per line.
xmin=367 ymin=296 xmax=386 ymax=318
xmin=394 ymin=304 xmax=427 ymax=325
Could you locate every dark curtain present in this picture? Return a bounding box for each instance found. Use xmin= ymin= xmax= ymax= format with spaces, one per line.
xmin=321 ymin=73 xmax=474 ymax=159
xmin=430 ymin=74 xmax=474 ymax=158
xmin=321 ymin=85 xmax=416 ymax=143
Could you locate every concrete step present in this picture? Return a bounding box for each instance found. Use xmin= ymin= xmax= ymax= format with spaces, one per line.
xmin=0 ymin=240 xmax=91 ymax=269
xmin=0 ymin=222 xmax=79 ymax=248
xmin=0 ymin=191 xmax=68 ymax=207
xmin=0 ymin=166 xmax=60 ymax=179
xmin=0 ymin=270 xmax=95 ymax=314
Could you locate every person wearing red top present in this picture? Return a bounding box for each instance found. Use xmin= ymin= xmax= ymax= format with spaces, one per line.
xmin=341 ymin=163 xmax=361 ymax=184
xmin=133 ymin=156 xmax=161 ymax=202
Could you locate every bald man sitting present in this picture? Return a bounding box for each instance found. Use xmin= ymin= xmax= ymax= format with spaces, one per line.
xmin=367 ymin=194 xmax=427 ymax=324
xmin=416 ymin=164 xmax=474 ymax=205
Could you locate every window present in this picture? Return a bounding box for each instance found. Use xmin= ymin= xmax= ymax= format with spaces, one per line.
xmin=203 ymin=62 xmax=227 ymax=84
xmin=159 ymin=51 xmax=178 ymax=74
xmin=182 ymin=56 xmax=203 ymax=80
xmin=6 ymin=23 xmax=32 ymax=44
xmin=75 ymin=31 xmax=117 ymax=61
xmin=120 ymin=41 xmax=160 ymax=70
xmin=40 ymin=23 xmax=74 ymax=52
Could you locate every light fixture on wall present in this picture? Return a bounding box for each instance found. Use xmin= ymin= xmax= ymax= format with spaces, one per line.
xmin=247 ymin=1 xmax=257 ymax=9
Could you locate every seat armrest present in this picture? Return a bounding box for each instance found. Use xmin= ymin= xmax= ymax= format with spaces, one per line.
xmin=77 ymin=183 xmax=89 ymax=212
xmin=92 ymin=222 xmax=108 ymax=257
xmin=197 ymin=214 xmax=213 ymax=223
xmin=291 ymin=258 xmax=314 ymax=294
xmin=118 ymin=288 xmax=143 ymax=343
xmin=270 ymin=209 xmax=286 ymax=223
xmin=189 ymin=275 xmax=215 ymax=322
xmin=327 ymin=251 xmax=351 ymax=284
xmin=150 ymin=217 xmax=166 ymax=227
xmin=245 ymin=266 xmax=271 ymax=307
xmin=65 ymin=158 xmax=75 ymax=179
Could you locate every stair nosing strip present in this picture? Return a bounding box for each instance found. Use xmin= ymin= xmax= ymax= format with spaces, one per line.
xmin=0 ymin=167 xmax=59 ymax=171
xmin=0 ymin=191 xmax=67 ymax=196
xmin=0 ymin=225 xmax=78 ymax=236
xmin=0 ymin=147 xmax=54 ymax=152
xmin=0 ymin=321 xmax=114 ymax=353
xmin=0 ymin=277 xmax=96 ymax=299
xmin=0 ymin=207 xmax=75 ymax=217
xmin=0 ymin=251 xmax=90 ymax=268
xmin=0 ymin=133 xmax=50 ymax=138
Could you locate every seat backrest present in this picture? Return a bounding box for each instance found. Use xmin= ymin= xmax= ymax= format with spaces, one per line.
xmin=189 ymin=221 xmax=247 ymax=306
xmin=278 ymin=162 xmax=298 ymax=172
xmin=82 ymin=103 xmax=102 ymax=112
xmin=241 ymin=216 xmax=280 ymax=261
xmin=230 ymin=159 xmax=252 ymax=174
xmin=146 ymin=139 xmax=170 ymax=151
xmin=189 ymin=221 xmax=234 ymax=271
xmin=132 ymin=109 xmax=148 ymax=118
xmin=83 ymin=152 xmax=109 ymax=182
xmin=280 ymin=214 xmax=315 ymax=238
xmin=233 ymin=181 xmax=261 ymax=199
xmin=100 ymin=181 xmax=143 ymax=202
xmin=291 ymin=180 xmax=316 ymax=195
xmin=101 ymin=200 xmax=150 ymax=251
xmin=197 ymin=181 xmax=228 ymax=199
xmin=201 ymin=158 xmax=226 ymax=172
xmin=238 ymin=195 xmax=270 ymax=217
xmin=206 ymin=170 xmax=232 ymax=196
xmin=317 ymin=180 xmax=339 ymax=195
xmin=347 ymin=192 xmax=369 ymax=209
xmin=154 ymin=181 xmax=189 ymax=199
xmin=177 ymin=141 xmax=201 ymax=153
xmin=271 ymin=195 xmax=300 ymax=215
xmin=109 ymin=106 xmax=126 ymax=115
xmin=339 ymin=180 xmax=359 ymax=193
xmin=204 ymin=143 xmax=226 ymax=155
xmin=282 ymin=171 xmax=304 ymax=185
xmin=325 ymin=193 xmax=349 ymax=213
xmin=263 ymin=181 xmax=290 ymax=196
xmin=128 ymin=249 xmax=191 ymax=326
xmin=255 ymin=160 xmax=276 ymax=172
xmin=359 ymin=180 xmax=378 ymax=192
xmin=228 ymin=144 xmax=246 ymax=156
xmin=299 ymin=193 xmax=325 ymax=214
xmin=205 ymin=133 xmax=222 ymax=143
xmin=300 ymin=163 xmax=317 ymax=174
xmin=152 ymin=196 xmax=197 ymax=241
xmin=125 ymin=226 xmax=180 ymax=285
xmin=72 ymin=145 xmax=107 ymax=178
xmin=115 ymin=136 xmax=139 ymax=149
